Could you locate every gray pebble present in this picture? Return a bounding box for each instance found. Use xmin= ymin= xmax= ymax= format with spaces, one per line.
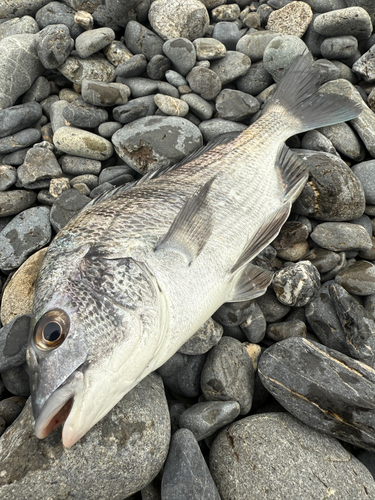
xmin=149 ymin=0 xmax=210 ymax=41
xmin=273 ymin=261 xmax=321 ymax=307
xmin=320 ymin=35 xmax=358 ymax=61
xmin=301 ymin=130 xmax=338 ymax=156
xmin=75 ymin=27 xmax=115 ymax=59
xmin=314 ymin=58 xmax=341 ymax=84
xmin=180 ymin=93 xmax=214 ymax=120
xmin=267 ymin=319 xmax=307 ymax=341
xmin=240 ymin=302 xmax=267 ymax=344
xmin=161 ymin=429 xmax=220 ymax=500
xmin=115 ymin=54 xmax=148 ymax=78
xmin=105 ymin=0 xmax=147 ymax=27
xmin=313 ymin=7 xmax=372 ymax=41
xmin=256 ymin=289 xmax=291 ymax=322
xmin=236 ymin=31 xmax=279 ymax=62
xmin=125 ymin=20 xmax=164 ymax=61
xmin=199 ymin=119 xmax=246 ymax=142
xmin=50 ymin=100 xmax=69 ymax=133
xmin=35 ymin=1 xmax=83 ymax=39
xmin=112 ymin=115 xmax=202 ymax=174
xmin=352 ymin=160 xmax=375 ymax=205
xmin=53 ymin=127 xmax=113 ymax=161
xmin=62 ymin=97 xmax=109 ymax=128
xmin=82 ymin=80 xmax=130 ymax=107
xmin=49 ymin=188 xmax=91 ymax=232
xmin=22 ymin=76 xmax=50 ymax=104
xmin=35 ymin=24 xmax=74 ymax=69
xmin=263 ymin=35 xmax=309 ymax=82
xmin=186 ymin=66 xmax=222 ymax=100
xmin=98 ymin=121 xmax=122 ymax=138
xmin=0 ymin=166 xmax=17 ymax=191
xmin=311 ymin=222 xmax=372 ymax=252
xmin=0 ymin=206 xmax=51 ymax=271
xmin=70 ymin=174 xmax=98 ymax=190
xmin=0 ymin=129 xmax=41 ymax=155
xmin=179 ymin=318 xmax=223 ymax=355
xmin=302 ymin=248 xmax=341 ymax=274
xmin=212 ymin=21 xmax=243 ymax=50
xmin=157 ymin=81 xmax=180 ymax=99
xmin=179 ymin=401 xmax=240 ymax=441
xmin=0 ymin=102 xmax=42 ymax=139
xmin=158 ymin=352 xmax=207 ymax=398
xmin=0 ymin=16 xmax=39 ymax=41
xmin=0 ymin=190 xmax=37 ymax=217
xmin=163 ymin=38 xmax=196 ymax=76
xmin=306 ymin=0 xmax=347 ymax=12
xmin=0 ymin=314 xmax=31 ymax=371
xmin=209 ymin=51 xmax=251 ymax=85
xmin=90 ymin=181 xmax=114 ymax=198
xmin=113 ymin=95 xmax=157 ymax=124
xmin=58 ymin=55 xmax=116 ymax=85
xmin=103 ymin=40 xmax=133 ymax=66
xmin=213 ymin=300 xmax=255 ymax=327
xmin=193 ymin=37 xmax=226 ymax=61
xmin=116 ymin=77 xmax=160 ymax=98
xmin=236 ymin=61 xmax=274 ymax=96
xmin=1 ymin=365 xmax=30 ymax=397
xmin=335 ymin=261 xmax=375 ymax=296
xmin=17 ymin=147 xmax=62 ymax=187
xmin=154 ymin=94 xmax=189 ymax=117
xmin=201 ymin=336 xmax=254 ymax=414
xmin=98 ymin=165 xmax=134 ymax=185
xmin=216 ymin=89 xmax=259 ymax=121
xmin=353 ymin=44 xmax=375 ymax=82
xmin=0 ymin=34 xmax=44 ymax=109
xmin=165 ymin=70 xmax=188 ymax=87
xmin=318 ymin=122 xmax=366 ymax=161
xmin=147 ymin=54 xmax=171 ymax=81
xmin=0 ymin=397 xmax=27 ymax=426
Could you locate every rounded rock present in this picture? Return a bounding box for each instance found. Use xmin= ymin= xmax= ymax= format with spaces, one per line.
xmin=0 ymin=102 xmax=42 ymax=139
xmin=215 ymin=89 xmax=259 ymax=121
xmin=75 ymin=27 xmax=115 ymax=59
xmin=115 ymin=54 xmax=148 ymax=78
xmin=266 ymin=1 xmax=313 ymax=38
xmin=0 ymin=190 xmax=37 ymax=218
xmin=236 ymin=61 xmax=274 ymax=95
xmin=209 ymin=51 xmax=251 ymax=85
xmin=321 ymin=35 xmax=358 ymax=61
xmin=158 ymin=352 xmax=207 ymax=398
xmin=199 ymin=119 xmax=246 ymax=142
xmin=35 ymin=24 xmax=74 ymax=69
xmin=335 ymin=261 xmax=375 ymax=296
xmin=212 ymin=21 xmax=243 ymax=50
xmin=178 ymin=318 xmax=223 ymax=355
xmin=263 ymin=35 xmax=309 ymax=82
xmin=163 ymin=38 xmax=196 ymax=76
xmin=180 ymin=93 xmax=215 ymax=120
xmin=81 ymin=80 xmax=131 ymax=107
xmin=49 ymin=188 xmax=91 ymax=232
xmin=313 ymin=7 xmax=373 ymax=41
xmin=352 ymin=160 xmax=375 ymax=205
xmin=193 ymin=38 xmax=226 ymax=61
xmin=154 ymin=94 xmax=189 ymax=117
xmin=236 ymin=31 xmax=279 ymax=62
xmin=124 ymin=20 xmax=164 ymax=61
xmin=62 ymin=98 xmax=109 ymax=128
xmin=112 ymin=95 xmax=157 ymax=124
xmin=186 ymin=66 xmax=222 ymax=100
xmin=311 ymin=222 xmax=372 ymax=252
xmin=58 ymin=55 xmax=116 ymax=85
xmin=53 ymin=127 xmax=113 ymax=161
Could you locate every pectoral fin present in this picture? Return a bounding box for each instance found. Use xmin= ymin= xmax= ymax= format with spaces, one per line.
xmin=276 ymin=144 xmax=308 ymax=202
xmin=154 ymin=178 xmax=215 ymax=264
xmin=228 ymin=263 xmax=273 ymax=302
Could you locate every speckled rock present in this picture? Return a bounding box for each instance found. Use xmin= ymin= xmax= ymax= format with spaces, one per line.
xmin=209 ymin=51 xmax=251 ymax=85
xmin=186 ymin=66 xmax=222 ymax=100
xmin=178 ymin=318 xmax=223 ymax=355
xmin=75 ymin=27 xmax=115 ymax=59
xmin=311 ymin=222 xmax=372 ymax=252
xmin=313 ymin=6 xmax=373 ymax=41
xmin=58 ymin=55 xmax=116 ymax=85
xmin=273 ymin=261 xmax=321 ymax=307
xmin=17 ymin=147 xmax=62 ymax=187
xmin=154 ymin=94 xmax=189 ymax=117
xmin=266 ymin=1 xmax=313 ymax=37
xmin=335 ymin=261 xmax=375 ymax=296
xmin=0 ymin=191 xmax=37 ymax=218
xmin=0 ymin=374 xmax=170 ymax=500
xmin=53 ymin=127 xmax=113 ymax=161
xmin=35 ymin=24 xmax=74 ymax=69
xmin=193 ymin=37 xmax=226 ymax=60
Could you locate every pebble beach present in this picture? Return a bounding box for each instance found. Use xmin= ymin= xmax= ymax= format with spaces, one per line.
xmin=1 ymin=0 xmax=375 ymax=499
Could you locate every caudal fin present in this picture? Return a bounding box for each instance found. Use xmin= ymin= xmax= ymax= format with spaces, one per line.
xmin=263 ymin=52 xmax=362 ymax=133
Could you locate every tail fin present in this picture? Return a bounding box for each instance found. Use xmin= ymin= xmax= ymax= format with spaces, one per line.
xmin=263 ymin=52 xmax=362 ymax=133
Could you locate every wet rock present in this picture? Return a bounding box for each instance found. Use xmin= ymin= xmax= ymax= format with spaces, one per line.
xmin=58 ymin=55 xmax=116 ymax=85
xmin=178 ymin=318 xmax=223 ymax=355
xmin=267 ymin=319 xmax=307 ymax=342
xmin=239 ymin=302 xmax=267 ymax=344
xmin=161 ymin=429 xmax=220 ymax=500
xmin=266 ymin=1 xmax=313 ymax=38
xmin=112 ymin=115 xmax=202 ymax=174
xmin=201 ymin=336 xmax=254 ymax=414
xmin=0 ymin=190 xmax=37 ymax=219
xmin=35 ymin=24 xmax=74 ymax=69
xmin=0 ymin=374 xmax=170 ymax=500
xmin=0 ymin=102 xmax=42 ymax=139
xmin=49 ymin=189 xmax=91 ymax=232
xmin=53 ymin=127 xmax=114 ymax=161
xmin=17 ymin=147 xmax=62 ymax=187
xmin=62 ymin=98 xmax=109 ymax=128
xmin=256 ymin=289 xmax=291 ymax=323
xmin=0 ymin=315 xmax=32 ymax=371
xmin=112 ymin=96 xmax=157 ymax=124
xmin=210 ymin=412 xmax=375 ymax=499
xmin=335 ymin=261 xmax=375 ymax=296
xmin=302 ymin=248 xmax=341 ymax=274
xmin=311 ymin=222 xmax=372 ymax=252
xmin=272 ymin=261 xmax=321 ymax=307
xmin=75 ymin=27 xmax=115 ymax=59
xmin=314 ymin=7 xmax=372 ymax=41
xmin=293 ymin=151 xmax=366 ymax=221
xmin=209 ymin=51 xmax=251 ymax=85
xmin=259 ymin=337 xmax=375 ymax=451
xmin=158 ymin=352 xmax=206 ymax=398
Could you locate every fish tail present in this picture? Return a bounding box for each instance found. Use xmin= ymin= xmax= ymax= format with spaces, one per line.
xmin=263 ymin=52 xmax=361 ymax=133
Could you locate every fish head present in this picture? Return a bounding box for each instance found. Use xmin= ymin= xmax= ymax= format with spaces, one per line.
xmin=27 ymin=250 xmax=165 ymax=448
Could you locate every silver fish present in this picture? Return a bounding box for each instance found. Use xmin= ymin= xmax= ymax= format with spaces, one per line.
xmin=26 ymin=54 xmax=361 ymax=447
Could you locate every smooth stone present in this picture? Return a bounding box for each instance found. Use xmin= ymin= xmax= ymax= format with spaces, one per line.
xmin=266 ymin=1 xmax=313 ymax=37
xmin=321 ymin=35 xmax=358 ymax=61
xmin=0 ymin=103 xmax=42 ymax=139
xmin=149 ymin=0 xmax=210 ymax=41
xmin=116 ymin=77 xmax=160 ymax=98
xmin=314 ymin=7 xmax=373 ymax=41
xmin=115 ymin=54 xmax=148 ymax=78
xmin=240 ymin=302 xmax=267 ymax=344
xmin=0 ymin=166 xmax=17 ymax=191
xmin=53 ymin=127 xmax=113 ymax=161
xmin=98 ymin=165 xmax=134 ymax=184
xmin=0 ymin=397 xmax=27 ymax=427
xmin=259 ymin=337 xmax=375 ymax=451
xmin=236 ymin=31 xmax=278 ymax=62
xmin=0 ymin=191 xmax=37 ymax=218
xmin=330 ymin=283 xmax=375 ymax=367
xmin=17 ymin=147 xmax=62 ymax=187
xmin=353 ymin=45 xmax=375 ymax=82
xmin=212 ymin=21 xmax=243 ymax=51
xmin=165 ymin=70 xmax=188 ymax=87
xmin=35 ymin=24 xmax=74 ymax=69
xmin=112 ymin=96 xmax=157 ymax=124
xmin=273 ymin=261 xmax=321 ymax=307
xmin=0 ymin=207 xmax=51 ymax=271
xmin=62 ymin=98 xmax=108 ymax=128
xmin=180 ymin=95 xmax=213 ymax=122
xmin=154 ymin=94 xmax=189 ymax=117
xmin=201 ymin=336 xmax=254 ymax=414
xmin=22 ymin=76 xmax=50 ymax=104
xmin=98 ymin=122 xmax=122 ymax=138
xmin=302 ymin=248 xmax=341 ymax=273
xmin=0 ymin=128 xmax=41 ymax=155
xmin=335 ymin=261 xmax=375 ymax=296
xmin=58 ymin=55 xmax=116 ymax=85
xmin=352 ymin=160 xmax=375 ymax=205
xmin=60 ymin=156 xmax=102 ymax=176
xmin=70 ymin=174 xmax=98 ymax=190
xmin=272 ymin=221 xmax=309 ymax=251
xmin=213 ymin=300 xmax=256 ymax=327
xmin=293 ymin=151 xmax=366 ymax=221
xmin=1 ymin=365 xmax=30 ymax=397
xmin=157 ymin=81 xmax=180 ymax=99
xmin=105 ymin=0 xmax=148 ymax=27
xmin=208 ymin=51 xmax=251 ymax=85
xmin=112 ymin=115 xmax=202 ymax=174
xmin=163 ymin=38 xmax=196 ymax=76
xmin=356 ymin=449 xmax=375 ymax=480
xmin=193 ymin=38 xmax=226 ymax=60
xmin=161 ymin=429 xmax=220 ymax=500
xmin=178 ymin=318 xmax=223 ymax=355
xmin=236 ymin=61 xmax=274 ymax=96
xmin=318 ymin=122 xmax=366 ymax=161
xmin=81 ymin=80 xmax=130 ymax=108
xmin=103 ymin=41 xmax=133 ymax=66
xmin=263 ymin=35 xmax=309 ymax=82
xmin=199 ymin=119 xmax=246 ymax=142
xmin=146 ymin=54 xmax=173 ymax=82
xmin=35 ymin=1 xmax=84 ymax=39
xmin=0 ymin=315 xmax=31 ymax=371
xmin=158 ymin=352 xmax=207 ymax=398
xmin=90 ymin=182 xmax=114 ymax=198
xmin=311 ymin=222 xmax=372 ymax=252
xmin=305 ymin=0 xmax=347 ymax=12
xmin=0 ymin=374 xmax=170 ymax=500
xmin=210 ymin=412 xmax=375 ymax=499
xmin=267 ymin=319 xmax=307 ymax=341
xmin=186 ymin=66 xmax=222 ymax=100
xmin=0 ymin=16 xmax=39 ymax=41
xmin=0 ymin=34 xmax=44 ymax=109
xmin=301 ymin=130 xmax=338 ymax=156
xmin=256 ymin=289 xmax=291 ymax=322
xmin=75 ymin=27 xmax=115 ymax=59
xmin=124 ymin=20 xmax=164 ymax=61
xmin=49 ymin=189 xmax=91 ymax=232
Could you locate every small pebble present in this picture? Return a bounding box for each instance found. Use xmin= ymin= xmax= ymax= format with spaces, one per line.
xmin=314 ymin=7 xmax=373 ymax=42
xmin=209 ymin=51 xmax=251 ymax=85
xmin=62 ymin=97 xmax=109 ymax=128
xmin=154 ymin=94 xmax=189 ymax=117
xmin=186 ymin=66 xmax=222 ymax=100
xmin=75 ymin=27 xmax=115 ymax=59
xmin=49 ymin=188 xmax=91 ymax=232
xmin=53 ymin=126 xmax=114 ymax=160
xmin=266 ymin=1 xmax=313 ymax=38
xmin=158 ymin=352 xmax=207 ymax=398
xmin=163 ymin=38 xmax=196 ymax=76
xmin=81 ymin=80 xmax=131 ymax=107
xmin=178 ymin=318 xmax=223 ymax=355
xmin=35 ymin=24 xmax=74 ymax=69
xmin=240 ymin=302 xmax=267 ymax=344
xmin=125 ymin=20 xmax=164 ymax=61
xmin=267 ymin=319 xmax=308 ymax=341
xmin=311 ymin=222 xmax=372 ymax=252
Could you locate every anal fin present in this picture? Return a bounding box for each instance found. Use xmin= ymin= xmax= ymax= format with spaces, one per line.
xmin=277 ymin=144 xmax=308 ymax=202
xmin=154 ymin=177 xmax=215 ymax=264
xmin=228 ymin=263 xmax=273 ymax=302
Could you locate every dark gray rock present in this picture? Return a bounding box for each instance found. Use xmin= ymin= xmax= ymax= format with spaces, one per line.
xmin=22 ymin=76 xmax=50 ymax=104
xmin=311 ymin=222 xmax=372 ymax=252
xmin=273 ymin=261 xmax=321 ymax=307
xmin=236 ymin=31 xmax=279 ymax=61
xmin=216 ymin=89 xmax=259 ymax=122
xmin=113 ymin=96 xmax=157 ymax=124
xmin=1 ymin=365 xmax=30 ymax=397
xmin=0 ymin=315 xmax=31 ymax=371
xmin=0 ymin=191 xmax=37 ymax=218
xmin=335 ymin=261 xmax=375 ymax=296
xmin=178 ymin=318 xmax=223 ymax=355
xmin=165 ymin=69 xmax=188 ymax=87
xmin=179 ymin=401 xmax=240 ymax=441
xmin=105 ymin=0 xmax=147 ymax=27
xmin=158 ymin=352 xmax=206 ymax=398
xmin=240 ymin=302 xmax=267 ymax=343
xmin=293 ymin=151 xmax=366 ymax=221
xmin=35 ymin=24 xmax=74 ymax=69
xmin=161 ymin=429 xmax=220 ymax=500
xmin=0 ymin=397 xmax=27 ymax=427
xmin=318 ymin=122 xmax=366 ymax=162
xmin=0 ymin=103 xmax=42 ymax=139
xmin=98 ymin=165 xmax=134 ymax=184
xmin=256 ymin=289 xmax=291 ymax=322
xmin=81 ymin=80 xmax=130 ymax=107
xmin=302 ymin=13 xmax=326 ymax=57
xmin=90 ymin=182 xmax=114 ymax=198
xmin=213 ymin=300 xmax=255 ymax=327
xmin=112 ymin=115 xmax=202 ymax=174
xmin=0 ymin=374 xmax=170 ymax=500
xmin=193 ymin=37 xmax=226 ymax=61
xmin=313 ymin=7 xmax=372 ymax=41
xmin=0 ymin=34 xmax=45 ymax=109
xmin=62 ymin=97 xmax=109 ymax=128
xmin=263 ymin=35 xmax=309 ymax=82
xmin=199 ymin=119 xmax=246 ymax=142
xmin=0 ymin=16 xmax=39 ymax=41
xmin=186 ymin=66 xmax=222 ymax=100
xmin=201 ymin=336 xmax=254 ymax=414
xmin=302 ymin=248 xmax=341 ymax=274
xmin=267 ymin=319 xmax=307 ymax=342
xmin=35 ymin=1 xmax=83 ymax=39
xmin=258 ymin=337 xmax=375 ymax=451
xmin=212 ymin=21 xmax=243 ymax=50
xmin=115 ymin=54 xmax=148 ymax=78
xmin=314 ymin=58 xmax=341 ymax=83
xmin=180 ymin=93 xmax=214 ymax=120
xmin=75 ymin=27 xmax=115 ymax=59
xmin=163 ymin=38 xmax=196 ymax=76
xmin=0 ymin=166 xmax=17 ymax=192
xmin=356 ymin=449 xmax=375 ymax=480
xmin=60 ymin=156 xmax=102 ymax=176
xmin=125 ymin=20 xmax=164 ymax=61
xmin=17 ymin=147 xmax=62 ymax=187
xmin=210 ymin=412 xmax=375 ymax=499
xmin=209 ymin=51 xmax=251 ymax=85
xmin=352 ymin=160 xmax=375 ymax=205
xmin=116 ymin=77 xmax=160 ymax=98
xmin=49 ymin=189 xmax=91 ymax=232
xmin=272 ymin=221 xmax=309 ymax=253
xmin=236 ymin=61 xmax=274 ymax=96
xmin=147 ymin=55 xmax=173 ymax=81
xmin=301 ymin=130 xmax=338 ymax=156
xmin=0 ymin=129 xmax=41 ymax=155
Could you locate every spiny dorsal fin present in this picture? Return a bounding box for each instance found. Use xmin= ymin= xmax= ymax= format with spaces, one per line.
xmin=231 ymin=203 xmax=290 ymax=273
xmin=277 ymin=144 xmax=308 ymax=202
xmin=228 ymin=263 xmax=273 ymax=302
xmin=154 ymin=177 xmax=215 ymax=264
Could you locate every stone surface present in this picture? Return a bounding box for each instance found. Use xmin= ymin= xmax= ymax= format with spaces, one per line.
xmin=266 ymin=1 xmax=313 ymax=38
xmin=180 ymin=93 xmax=214 ymax=121
xmin=58 ymin=55 xmax=116 ymax=85
xmin=0 ymin=315 xmax=31 ymax=371
xmin=318 ymin=122 xmax=366 ymax=162
xmin=209 ymin=51 xmax=251 ymax=85
xmin=267 ymin=319 xmax=307 ymax=342
xmin=0 ymin=166 xmax=17 ymax=192
xmin=212 ymin=21 xmax=243 ymax=51
xmin=75 ymin=27 xmax=115 ymax=59
xmin=321 ymin=35 xmax=358 ymax=61
xmin=273 ymin=261 xmax=321 ymax=307
xmin=80 ymin=79 xmax=131 ymax=107
xmin=0 ymin=190 xmax=37 ymax=218
xmin=236 ymin=61 xmax=274 ymax=95
xmin=0 ymin=16 xmax=39 ymax=40
xmin=352 ymin=160 xmax=375 ymax=205
xmin=335 ymin=261 xmax=375 ymax=296
xmin=256 ymin=289 xmax=291 ymax=323
xmin=163 ymin=38 xmax=196 ymax=76
xmin=112 ymin=96 xmax=157 ymax=124
xmin=240 ymin=302 xmax=267 ymax=344
xmin=49 ymin=189 xmax=91 ymax=232
xmin=53 ymin=127 xmax=114 ymax=161
xmin=210 ymin=412 xmax=375 ymax=500
xmin=236 ymin=31 xmax=278 ymax=62
xmin=0 ymin=102 xmax=42 ymax=139
xmin=17 ymin=147 xmax=62 ymax=187
xmin=158 ymin=352 xmax=206 ymax=398
xmin=178 ymin=318 xmax=223 ymax=355
xmin=35 ymin=24 xmax=74 ymax=69
xmin=199 ymin=119 xmax=246 ymax=142
xmin=314 ymin=6 xmax=373 ymax=41
xmin=263 ymin=35 xmax=309 ymax=82
xmin=0 ymin=374 xmax=170 ymax=500
xmin=154 ymin=94 xmax=189 ymax=117
xmin=186 ymin=66 xmax=222 ymax=100
xmin=311 ymin=222 xmax=372 ymax=252
xmin=193 ymin=37 xmax=226 ymax=60
xmin=62 ymin=98 xmax=109 ymax=128
xmin=125 ymin=21 xmax=164 ymax=61
xmin=0 ymin=129 xmax=41 ymax=154
xmin=1 ymin=365 xmax=30 ymax=397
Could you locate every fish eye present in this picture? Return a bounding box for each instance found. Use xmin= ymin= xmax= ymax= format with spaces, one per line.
xmin=34 ymin=309 xmax=70 ymax=351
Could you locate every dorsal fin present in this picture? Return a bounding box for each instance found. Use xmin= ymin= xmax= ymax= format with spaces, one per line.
xmin=276 ymin=144 xmax=308 ymax=202
xmin=228 ymin=263 xmax=273 ymax=302
xmin=231 ymin=203 xmax=291 ymax=273
xmin=154 ymin=177 xmax=215 ymax=264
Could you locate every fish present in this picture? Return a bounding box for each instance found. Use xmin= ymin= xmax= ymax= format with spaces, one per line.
xmin=26 ymin=53 xmax=361 ymax=448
